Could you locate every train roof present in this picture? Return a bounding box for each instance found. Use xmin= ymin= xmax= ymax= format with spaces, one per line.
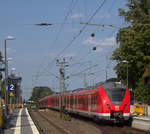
xmin=71 ymin=81 xmax=126 ymax=92
xmin=102 ymin=81 xmax=126 ymax=89
xmin=45 ymin=79 xmax=126 ymax=95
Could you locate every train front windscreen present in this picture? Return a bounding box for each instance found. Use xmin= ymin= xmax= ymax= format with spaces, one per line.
xmin=102 ymin=82 xmax=127 ymax=105
xmin=105 ymin=88 xmax=126 ymax=104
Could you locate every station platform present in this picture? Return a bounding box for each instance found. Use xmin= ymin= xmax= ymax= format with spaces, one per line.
xmin=133 ymin=115 xmax=150 ymax=121
xmin=132 ymin=115 xmax=150 ymax=132
xmin=2 ymin=108 xmax=39 ymax=134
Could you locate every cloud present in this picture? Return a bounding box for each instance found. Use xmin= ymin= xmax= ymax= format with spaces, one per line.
xmin=83 ymin=37 xmax=116 ymax=46
xmin=71 ymin=13 xmax=84 ymax=19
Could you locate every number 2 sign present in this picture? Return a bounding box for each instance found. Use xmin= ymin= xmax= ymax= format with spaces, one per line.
xmin=8 ymin=84 xmax=15 ymax=91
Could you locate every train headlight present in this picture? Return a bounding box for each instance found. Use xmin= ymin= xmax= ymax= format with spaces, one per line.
xmin=107 ymin=104 xmax=111 ymax=110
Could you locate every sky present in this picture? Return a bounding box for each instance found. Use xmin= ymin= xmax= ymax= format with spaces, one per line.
xmin=0 ymin=0 xmax=128 ymax=100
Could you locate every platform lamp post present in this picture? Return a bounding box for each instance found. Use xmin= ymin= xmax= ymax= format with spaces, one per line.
xmin=122 ymin=60 xmax=128 ymax=88
xmin=11 ymin=67 xmax=16 ymax=75
xmin=4 ymin=36 xmax=15 ymax=115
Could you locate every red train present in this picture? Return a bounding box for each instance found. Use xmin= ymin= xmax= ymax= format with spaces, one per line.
xmin=39 ymin=81 xmax=131 ymax=123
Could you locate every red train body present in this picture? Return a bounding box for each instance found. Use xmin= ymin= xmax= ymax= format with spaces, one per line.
xmin=39 ymin=81 xmax=131 ymax=123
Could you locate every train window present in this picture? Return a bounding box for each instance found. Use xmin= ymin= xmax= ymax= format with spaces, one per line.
xmin=52 ymin=98 xmax=54 ymax=105
xmin=70 ymin=96 xmax=73 ymax=105
xmin=68 ymin=96 xmax=69 ymax=104
xmin=56 ymin=97 xmax=57 ymax=105
xmin=85 ymin=97 xmax=88 ymax=107
xmin=91 ymin=96 xmax=95 ymax=109
xmin=78 ymin=98 xmax=80 ymax=105
xmin=82 ymin=97 xmax=84 ymax=106
xmin=66 ymin=96 xmax=69 ymax=105
xmin=105 ymin=88 xmax=126 ymax=104
xmin=66 ymin=96 xmax=67 ymax=104
xmin=75 ymin=97 xmax=77 ymax=105
xmin=93 ymin=96 xmax=95 ymax=110
xmin=66 ymin=96 xmax=67 ymax=105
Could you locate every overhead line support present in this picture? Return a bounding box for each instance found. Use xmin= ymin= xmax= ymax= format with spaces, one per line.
xmin=56 ymin=58 xmax=69 ymax=119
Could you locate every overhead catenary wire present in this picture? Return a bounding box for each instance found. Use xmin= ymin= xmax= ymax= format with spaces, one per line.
xmin=78 ymin=0 xmax=118 ymax=78
xmin=34 ymin=0 xmax=78 ymax=85
xmin=34 ymin=0 xmax=107 ymax=87
xmin=33 ymin=0 xmax=124 ymax=91
xmin=45 ymin=0 xmax=107 ymax=69
xmin=72 ymin=0 xmax=117 ymax=64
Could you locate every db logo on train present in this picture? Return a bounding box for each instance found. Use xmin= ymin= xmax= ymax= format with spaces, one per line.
xmin=115 ymin=106 xmax=120 ymax=110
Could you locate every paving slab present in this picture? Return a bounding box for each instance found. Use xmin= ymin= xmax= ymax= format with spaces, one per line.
xmin=2 ymin=108 xmax=39 ymax=134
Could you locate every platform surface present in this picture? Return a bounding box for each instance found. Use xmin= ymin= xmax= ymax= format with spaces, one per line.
xmin=132 ymin=115 xmax=150 ymax=132
xmin=133 ymin=115 xmax=150 ymax=121
xmin=2 ymin=108 xmax=39 ymax=134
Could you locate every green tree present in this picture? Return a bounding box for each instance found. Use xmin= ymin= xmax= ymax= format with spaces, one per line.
xmin=29 ymin=86 xmax=54 ymax=102
xmin=134 ymin=80 xmax=150 ymax=103
xmin=112 ymin=0 xmax=150 ymax=101
xmin=112 ymin=0 xmax=150 ymax=90
xmin=0 ymin=51 xmax=5 ymax=100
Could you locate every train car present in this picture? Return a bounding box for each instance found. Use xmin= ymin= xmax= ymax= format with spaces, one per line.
xmin=39 ymin=80 xmax=131 ymax=123
xmin=39 ymin=96 xmax=50 ymax=108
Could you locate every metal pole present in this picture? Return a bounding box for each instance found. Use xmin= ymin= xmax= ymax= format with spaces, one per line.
xmin=84 ymin=72 xmax=87 ymax=88
xmin=10 ymin=96 xmax=12 ymax=113
xmin=59 ymin=71 xmax=62 ymax=118
xmin=57 ymin=58 xmax=68 ymax=119
xmin=4 ymin=39 xmax=8 ymax=115
xmin=61 ymin=61 xmax=65 ymax=118
xmin=59 ymin=61 xmax=64 ymax=118
xmin=105 ymin=69 xmax=107 ymax=80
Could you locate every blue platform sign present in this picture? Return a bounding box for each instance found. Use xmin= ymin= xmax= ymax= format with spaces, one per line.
xmin=8 ymin=84 xmax=15 ymax=91
xmin=8 ymin=76 xmax=22 ymax=82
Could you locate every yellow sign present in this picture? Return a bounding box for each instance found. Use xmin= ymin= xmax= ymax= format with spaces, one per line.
xmin=133 ymin=104 xmax=148 ymax=116
xmin=10 ymin=92 xmax=14 ymax=97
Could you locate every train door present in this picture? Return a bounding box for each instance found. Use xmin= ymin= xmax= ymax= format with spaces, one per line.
xmin=70 ymin=95 xmax=73 ymax=111
xmin=88 ymin=95 xmax=91 ymax=115
xmin=77 ymin=96 xmax=78 ymax=109
xmin=59 ymin=95 xmax=61 ymax=109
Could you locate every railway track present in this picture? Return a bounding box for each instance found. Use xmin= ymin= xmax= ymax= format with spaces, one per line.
xmin=29 ymin=110 xmax=70 ymax=134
